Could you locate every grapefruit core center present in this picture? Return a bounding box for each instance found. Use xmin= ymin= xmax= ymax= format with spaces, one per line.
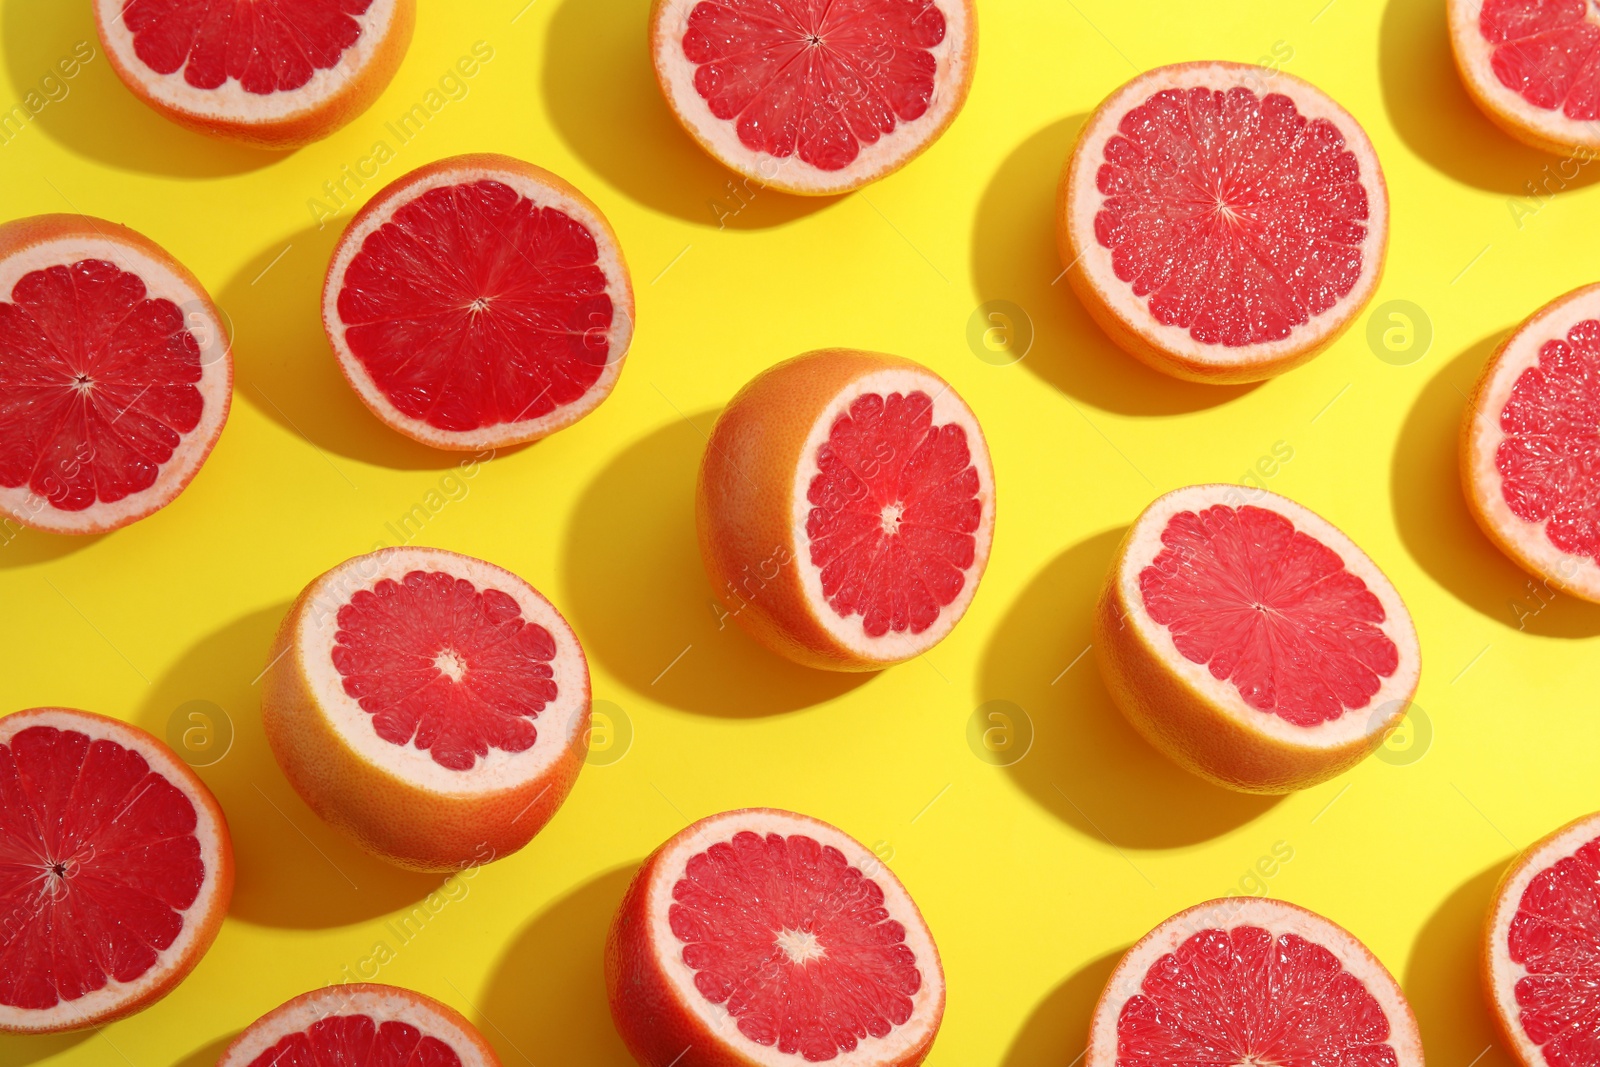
xmin=1478 ymin=0 xmax=1600 ymax=119
xmin=244 ymin=1013 xmax=462 ymax=1067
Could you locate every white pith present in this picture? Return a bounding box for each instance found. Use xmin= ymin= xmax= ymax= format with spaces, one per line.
xmin=94 ymin=0 xmax=401 ymax=125
xmin=1118 ymin=484 xmax=1421 ymax=750
xmin=790 ymin=366 xmax=995 ymax=664
xmin=323 ymin=163 xmax=633 ymax=450
xmin=1449 ymin=0 xmax=1600 ymax=151
xmin=1487 ymin=812 xmax=1600 ymax=1066
xmin=650 ymin=0 xmax=974 ymax=195
xmin=1466 ymin=284 xmax=1600 ymax=603
xmin=291 ymin=546 xmax=589 ymax=796
xmin=0 ymin=234 xmax=231 ymax=534
xmin=1088 ymin=898 xmax=1422 ymax=1067
xmin=217 ymin=985 xmax=494 ymax=1067
xmin=643 ymin=809 xmax=943 ymax=1067
xmin=0 ymin=708 xmax=229 ymax=1034
xmin=1066 ymin=62 xmax=1388 ymax=372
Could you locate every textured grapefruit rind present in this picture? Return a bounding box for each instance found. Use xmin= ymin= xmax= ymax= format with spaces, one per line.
xmin=1461 ymin=282 xmax=1600 ymax=605
xmin=1088 ymin=897 xmax=1424 ymax=1067
xmin=647 ymin=0 xmax=977 ymax=196
xmin=0 ymin=707 xmax=234 ymax=1034
xmin=1093 ymin=485 xmax=1421 ymax=794
xmin=605 ymin=807 xmax=945 ymax=1067
xmin=0 ymin=214 xmax=233 ymax=536
xmin=1482 ymin=809 xmax=1600 ymax=1067
xmin=217 ymin=983 xmax=501 ymax=1067
xmin=93 ymin=0 xmax=416 ymax=150
xmin=1057 ymin=61 xmax=1390 ymax=384
xmin=261 ymin=546 xmax=591 ymax=873
xmin=321 ymin=153 xmax=635 ymax=451
xmin=696 ymin=348 xmax=996 ymax=672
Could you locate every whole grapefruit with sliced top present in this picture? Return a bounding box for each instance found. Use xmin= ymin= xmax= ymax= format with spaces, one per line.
xmin=1450 ymin=0 xmax=1600 ymax=156
xmin=1058 ymin=62 xmax=1389 ymax=383
xmin=261 ymin=546 xmax=591 ymax=872
xmin=697 ymin=349 xmax=995 ymax=672
xmin=1094 ymin=484 xmax=1421 ymax=793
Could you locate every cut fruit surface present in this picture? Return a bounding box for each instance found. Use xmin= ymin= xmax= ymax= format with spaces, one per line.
xmin=1450 ymin=0 xmax=1600 ymax=155
xmin=0 ymin=707 xmax=233 ymax=1034
xmin=1090 ymin=898 xmax=1422 ymax=1067
xmin=218 ymin=983 xmax=500 ymax=1067
xmin=95 ymin=0 xmax=415 ymax=148
xmin=262 ymin=546 xmax=591 ymax=871
xmin=323 ymin=154 xmax=634 ymax=451
xmin=0 ymin=215 xmax=232 ymax=535
xmin=649 ymin=0 xmax=976 ymax=195
xmin=1094 ymin=484 xmax=1420 ymax=793
xmin=697 ymin=349 xmax=995 ymax=671
xmin=1485 ymin=810 xmax=1600 ymax=1067
xmin=606 ymin=808 xmax=944 ymax=1067
xmin=1463 ymin=283 xmax=1600 ymax=604
xmin=1058 ymin=62 xmax=1388 ymax=383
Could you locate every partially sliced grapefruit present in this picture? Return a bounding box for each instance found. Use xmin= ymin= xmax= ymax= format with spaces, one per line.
xmin=697 ymin=349 xmax=995 ymax=672
xmin=1058 ymin=62 xmax=1389 ymax=383
xmin=649 ymin=0 xmax=977 ymax=195
xmin=323 ymin=154 xmax=634 ymax=451
xmin=94 ymin=0 xmax=416 ymax=149
xmin=1094 ymin=485 xmax=1421 ymax=793
xmin=1090 ymin=898 xmax=1423 ymax=1067
xmin=261 ymin=546 xmax=591 ymax=871
xmin=0 ymin=707 xmax=233 ymax=1034
xmin=606 ymin=808 xmax=944 ymax=1067
xmin=0 ymin=214 xmax=232 ymax=535
xmin=1463 ymin=283 xmax=1600 ymax=604
xmin=1450 ymin=0 xmax=1600 ymax=156
xmin=1484 ymin=809 xmax=1600 ymax=1067
xmin=218 ymin=983 xmax=500 ymax=1067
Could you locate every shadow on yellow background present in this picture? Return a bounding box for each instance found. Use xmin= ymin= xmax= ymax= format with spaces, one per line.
xmin=0 ymin=528 xmax=102 ymax=569
xmin=1403 ymin=859 xmax=1515 ymax=1067
xmin=1000 ymin=947 xmax=1123 ymax=1067
xmin=0 ymin=1030 xmax=89 ymax=1067
xmin=168 ymin=1032 xmax=239 ymax=1067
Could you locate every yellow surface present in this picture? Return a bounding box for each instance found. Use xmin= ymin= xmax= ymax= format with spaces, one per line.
xmin=0 ymin=0 xmax=1595 ymax=1064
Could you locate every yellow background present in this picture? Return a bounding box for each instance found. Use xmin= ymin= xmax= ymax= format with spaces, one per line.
xmin=0 ymin=0 xmax=1594 ymax=1063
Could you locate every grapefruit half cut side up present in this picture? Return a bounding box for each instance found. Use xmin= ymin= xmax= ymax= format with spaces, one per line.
xmin=1449 ymin=0 xmax=1600 ymax=156
xmin=1484 ymin=809 xmax=1600 ymax=1067
xmin=261 ymin=546 xmax=591 ymax=872
xmin=1094 ymin=484 xmax=1421 ymax=793
xmin=697 ymin=349 xmax=995 ymax=672
xmin=1058 ymin=62 xmax=1389 ymax=383
xmin=323 ymin=154 xmax=635 ymax=451
xmin=94 ymin=0 xmax=416 ymax=149
xmin=0 ymin=707 xmax=233 ymax=1034
xmin=1090 ymin=898 xmax=1423 ymax=1067
xmin=218 ymin=983 xmax=500 ymax=1067
xmin=0 ymin=215 xmax=232 ymax=535
xmin=649 ymin=0 xmax=977 ymax=195
xmin=606 ymin=808 xmax=945 ymax=1067
xmin=1463 ymin=283 xmax=1600 ymax=605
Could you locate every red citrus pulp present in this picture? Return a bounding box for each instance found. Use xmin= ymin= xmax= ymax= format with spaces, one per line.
xmin=1450 ymin=0 xmax=1600 ymax=155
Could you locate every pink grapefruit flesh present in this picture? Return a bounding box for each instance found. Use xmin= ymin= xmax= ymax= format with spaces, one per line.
xmin=1450 ymin=0 xmax=1600 ymax=154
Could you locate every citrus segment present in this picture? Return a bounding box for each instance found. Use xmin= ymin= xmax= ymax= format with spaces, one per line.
xmin=218 ymin=984 xmax=500 ymax=1067
xmin=1450 ymin=0 xmax=1600 ymax=154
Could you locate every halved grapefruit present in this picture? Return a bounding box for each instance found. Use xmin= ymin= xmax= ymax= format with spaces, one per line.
xmin=218 ymin=983 xmax=500 ymax=1067
xmin=94 ymin=0 xmax=416 ymax=149
xmin=649 ymin=0 xmax=977 ymax=196
xmin=261 ymin=546 xmax=591 ymax=872
xmin=1449 ymin=0 xmax=1600 ymax=156
xmin=1090 ymin=898 xmax=1423 ymax=1067
xmin=0 ymin=707 xmax=233 ymax=1034
xmin=1058 ymin=62 xmax=1389 ymax=383
xmin=1463 ymin=283 xmax=1600 ymax=604
xmin=323 ymin=154 xmax=634 ymax=451
xmin=0 ymin=214 xmax=232 ymax=535
xmin=606 ymin=807 xmax=944 ymax=1067
xmin=1484 ymin=809 xmax=1600 ymax=1067
xmin=697 ymin=349 xmax=995 ymax=672
xmin=1094 ymin=484 xmax=1421 ymax=793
